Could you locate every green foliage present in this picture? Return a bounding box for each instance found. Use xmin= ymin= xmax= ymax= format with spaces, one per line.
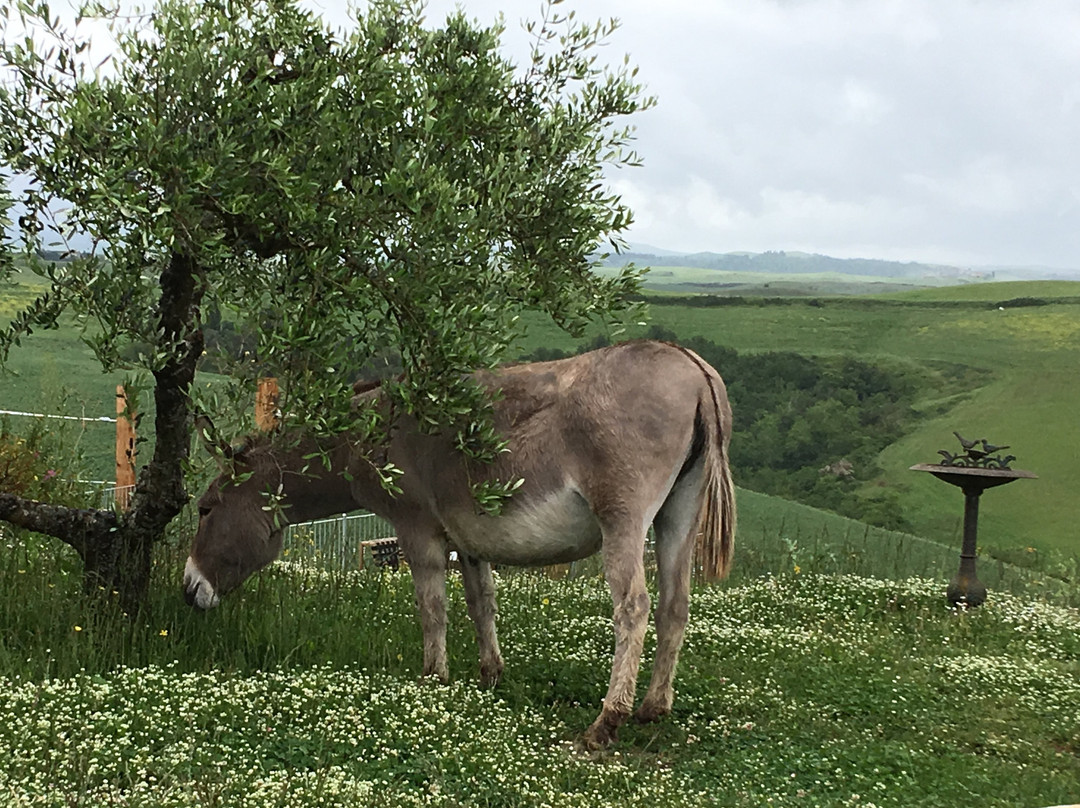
xmin=0 ymin=419 xmax=65 ymax=498
xmin=0 ymin=0 xmax=650 ymax=480
xmin=0 ymin=413 xmax=101 ymax=506
xmin=469 ymin=475 xmax=525 ymax=516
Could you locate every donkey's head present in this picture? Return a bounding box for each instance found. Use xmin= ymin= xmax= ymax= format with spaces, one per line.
xmin=184 ymin=423 xmax=284 ymax=610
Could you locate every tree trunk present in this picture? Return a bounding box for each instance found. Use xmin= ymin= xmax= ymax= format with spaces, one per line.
xmin=0 ymin=492 xmax=144 ymax=610
xmin=0 ymin=249 xmax=204 ymax=611
xmin=78 ymin=521 xmax=156 ymax=610
xmin=120 ymin=249 xmax=205 ymax=597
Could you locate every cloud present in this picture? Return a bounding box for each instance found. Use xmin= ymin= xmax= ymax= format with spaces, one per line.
xmin=578 ymin=0 xmax=1080 ymax=267
xmin=7 ymin=0 xmax=1080 ymax=268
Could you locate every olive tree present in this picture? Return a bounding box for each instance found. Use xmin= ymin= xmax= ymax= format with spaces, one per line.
xmin=0 ymin=0 xmax=649 ymax=607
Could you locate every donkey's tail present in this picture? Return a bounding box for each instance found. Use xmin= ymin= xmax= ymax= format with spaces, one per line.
xmin=698 ymin=406 xmax=736 ymax=581
xmin=674 ymin=346 xmax=736 ymax=581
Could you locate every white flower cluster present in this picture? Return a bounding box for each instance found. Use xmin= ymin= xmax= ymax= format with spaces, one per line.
xmin=0 ymin=664 xmax=713 ymax=807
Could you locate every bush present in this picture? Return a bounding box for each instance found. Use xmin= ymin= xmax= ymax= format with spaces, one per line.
xmin=0 ymin=421 xmax=65 ymax=499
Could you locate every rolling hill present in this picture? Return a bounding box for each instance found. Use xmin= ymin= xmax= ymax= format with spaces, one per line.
xmin=516 ymin=280 xmax=1080 ymax=560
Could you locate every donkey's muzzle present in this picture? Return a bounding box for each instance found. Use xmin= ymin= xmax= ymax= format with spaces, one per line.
xmin=183 ymin=557 xmax=220 ymax=610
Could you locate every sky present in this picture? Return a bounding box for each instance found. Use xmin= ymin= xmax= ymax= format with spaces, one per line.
xmin=311 ymin=0 xmax=1080 ymax=270
xmin=8 ymin=0 xmax=1080 ymax=269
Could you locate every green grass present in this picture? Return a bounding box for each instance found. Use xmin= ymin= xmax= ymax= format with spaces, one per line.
xmin=0 ymin=276 xmax=135 ymax=480
xmin=3 ymin=271 xmax=1078 ymax=805
xmin=1 ymin=533 xmax=1077 ymax=807
xmin=879 ymin=279 xmax=1080 ymax=302
xmin=3 ymin=273 xmax=1078 ymax=568
xmin=730 ymin=489 xmax=1076 ymax=603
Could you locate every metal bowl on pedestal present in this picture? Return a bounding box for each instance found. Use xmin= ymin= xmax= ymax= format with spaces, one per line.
xmin=909 ymin=463 xmax=1037 ymax=607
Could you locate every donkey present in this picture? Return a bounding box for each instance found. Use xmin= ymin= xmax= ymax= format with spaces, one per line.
xmin=184 ymin=340 xmax=736 ymax=748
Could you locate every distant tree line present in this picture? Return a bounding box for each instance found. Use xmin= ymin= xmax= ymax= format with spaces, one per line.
xmin=524 ymin=326 xmax=923 ymax=530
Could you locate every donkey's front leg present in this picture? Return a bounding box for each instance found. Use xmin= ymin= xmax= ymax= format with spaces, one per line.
xmin=401 ymin=528 xmax=450 ymax=683
xmin=582 ymin=521 xmax=650 ymax=750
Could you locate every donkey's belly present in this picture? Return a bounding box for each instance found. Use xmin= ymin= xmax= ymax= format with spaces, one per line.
xmin=442 ymin=486 xmax=603 ymax=566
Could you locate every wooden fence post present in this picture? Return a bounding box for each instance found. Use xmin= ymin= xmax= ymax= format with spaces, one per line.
xmin=115 ymin=385 xmax=136 ymax=511
xmin=255 ymin=377 xmax=280 ymax=432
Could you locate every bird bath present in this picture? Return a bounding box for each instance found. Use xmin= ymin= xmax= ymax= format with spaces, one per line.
xmin=909 ymin=464 xmax=1037 ymax=606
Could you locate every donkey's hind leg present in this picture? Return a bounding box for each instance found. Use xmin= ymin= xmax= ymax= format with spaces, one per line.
xmin=459 ymin=553 xmax=504 ymax=688
xmin=635 ymin=466 xmax=701 ymax=723
xmin=582 ymin=514 xmax=651 ymax=750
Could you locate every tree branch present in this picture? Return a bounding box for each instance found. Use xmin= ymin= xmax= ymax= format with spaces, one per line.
xmin=0 ymin=493 xmax=118 ymax=557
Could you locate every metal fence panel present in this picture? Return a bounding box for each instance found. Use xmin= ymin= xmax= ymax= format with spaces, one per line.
xmin=283 ymin=512 xmax=396 ymax=569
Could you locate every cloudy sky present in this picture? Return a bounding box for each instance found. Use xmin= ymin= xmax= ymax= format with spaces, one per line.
xmin=9 ymin=0 xmax=1080 ymax=269
xmin=318 ymin=0 xmax=1080 ymax=269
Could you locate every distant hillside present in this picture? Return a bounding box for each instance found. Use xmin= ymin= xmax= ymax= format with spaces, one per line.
xmin=600 ymin=248 xmax=1080 ymax=282
xmin=598 ymin=249 xmax=990 ymax=280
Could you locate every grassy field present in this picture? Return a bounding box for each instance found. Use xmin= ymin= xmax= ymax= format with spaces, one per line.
xmin=1 ymin=271 xmax=136 ymax=481
xmin=3 ymin=274 xmax=1079 ymax=557
xmin=516 ymin=282 xmax=1080 ymax=561
xmin=3 ymin=270 xmax=1079 ymax=567
xmin=0 ymin=528 xmax=1077 ymax=807
xmin=730 ymin=488 xmax=1075 ymax=603
xmin=876 ymin=279 xmax=1080 ymax=302
xmin=3 ymin=266 xmax=1079 ymax=805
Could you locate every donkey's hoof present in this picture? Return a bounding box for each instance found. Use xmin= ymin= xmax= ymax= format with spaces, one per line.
xmin=479 ymin=663 xmax=503 ymax=689
xmin=579 ymin=725 xmax=617 ymax=751
xmin=419 ymin=670 xmax=450 ymax=686
xmin=633 ymin=698 xmax=672 ymax=724
xmin=580 ymin=711 xmax=624 ymax=750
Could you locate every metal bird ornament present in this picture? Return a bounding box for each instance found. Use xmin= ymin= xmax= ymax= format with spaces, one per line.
xmin=987 ymin=454 xmax=1016 ymax=470
xmin=939 ymin=433 xmax=1017 ymax=469
xmin=953 ymin=431 xmax=982 ymax=451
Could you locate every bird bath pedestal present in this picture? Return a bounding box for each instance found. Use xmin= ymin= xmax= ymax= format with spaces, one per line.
xmin=909 ymin=464 xmax=1037 ymax=607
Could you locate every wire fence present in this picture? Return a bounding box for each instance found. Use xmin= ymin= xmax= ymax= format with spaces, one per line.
xmin=73 ymin=481 xmax=134 ymax=511
xmin=0 ymin=408 xmax=115 ymax=424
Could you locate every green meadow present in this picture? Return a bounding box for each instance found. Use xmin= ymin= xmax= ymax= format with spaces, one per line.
xmin=3 ymin=270 xmax=1079 ymax=560
xmin=1 ymin=531 xmax=1078 ymax=807
xmin=517 ymin=281 xmax=1080 ymax=562
xmin=1 ymin=270 xmax=1079 ymax=806
xmin=593 ymin=264 xmax=963 ymax=297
